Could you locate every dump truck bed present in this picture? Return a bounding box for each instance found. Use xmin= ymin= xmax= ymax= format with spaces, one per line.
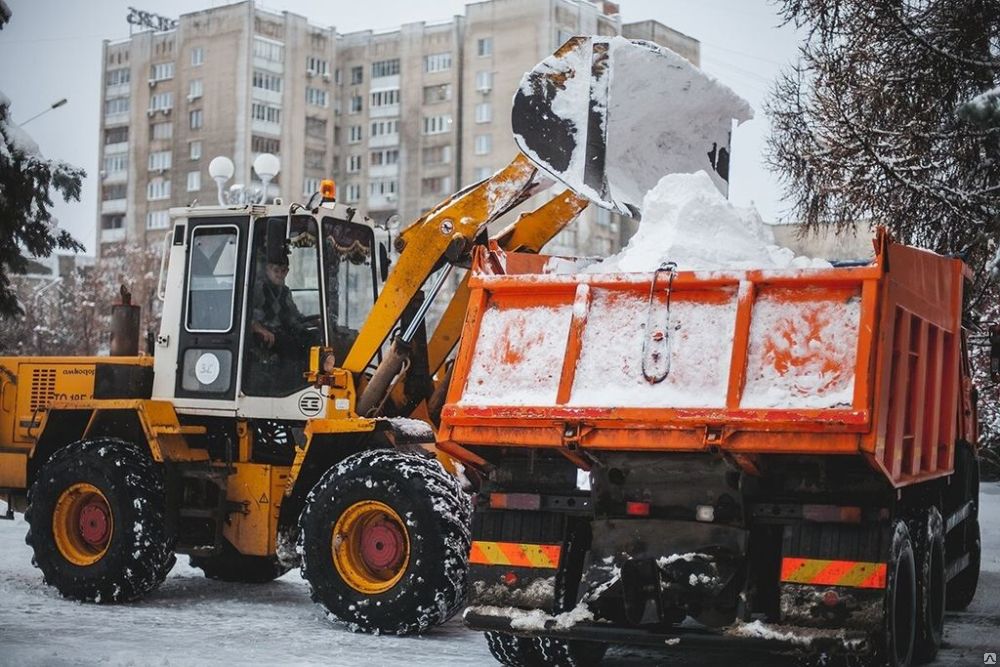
xmin=438 ymin=234 xmax=972 ymax=488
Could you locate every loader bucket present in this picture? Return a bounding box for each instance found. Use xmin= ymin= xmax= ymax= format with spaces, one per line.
xmin=512 ymin=36 xmax=753 ymax=218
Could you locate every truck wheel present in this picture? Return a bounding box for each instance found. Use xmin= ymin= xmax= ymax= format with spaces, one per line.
xmin=945 ymin=518 xmax=980 ymax=611
xmin=875 ymin=519 xmax=916 ymax=667
xmin=913 ymin=507 xmax=945 ymax=663
xmin=24 ymin=438 xmax=174 ymax=602
xmin=537 ymin=637 xmax=607 ymax=667
xmin=189 ymin=539 xmax=291 ymax=583
xmin=485 ymin=632 xmax=544 ymax=666
xmin=298 ymin=449 xmax=471 ymax=635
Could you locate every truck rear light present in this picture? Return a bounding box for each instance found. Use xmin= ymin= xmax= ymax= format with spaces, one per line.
xmin=489 ymin=493 xmax=541 ymax=510
xmin=695 ymin=505 xmax=715 ymax=522
xmin=501 ymin=571 xmax=518 ymax=586
xmin=626 ymin=501 xmax=650 ymax=516
xmin=822 ymin=590 xmax=840 ymax=606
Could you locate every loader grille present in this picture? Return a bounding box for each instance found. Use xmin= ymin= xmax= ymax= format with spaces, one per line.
xmin=29 ymin=368 xmax=57 ymax=412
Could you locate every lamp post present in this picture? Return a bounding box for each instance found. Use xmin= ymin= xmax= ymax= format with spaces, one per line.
xmin=208 ymin=156 xmax=234 ymax=206
xmin=20 ymin=98 xmax=68 ymax=126
xmin=208 ymin=153 xmax=281 ymax=205
xmin=253 ymin=152 xmax=280 ymax=204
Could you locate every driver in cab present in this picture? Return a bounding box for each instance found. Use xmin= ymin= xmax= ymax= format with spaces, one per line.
xmin=248 ymin=255 xmax=311 ymax=393
xmin=251 ymin=258 xmax=302 ymax=348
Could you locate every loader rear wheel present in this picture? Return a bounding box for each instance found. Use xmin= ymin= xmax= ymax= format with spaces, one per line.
xmin=913 ymin=507 xmax=945 ymax=663
xmin=189 ymin=539 xmax=291 ymax=583
xmin=25 ymin=438 xmax=174 ymax=603
xmin=485 ymin=632 xmax=545 ymax=666
xmin=298 ymin=449 xmax=471 ymax=635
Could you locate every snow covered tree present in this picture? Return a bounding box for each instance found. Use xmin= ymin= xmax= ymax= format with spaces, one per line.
xmin=767 ymin=0 xmax=1000 ymax=463
xmin=0 ymin=91 xmax=85 ymax=317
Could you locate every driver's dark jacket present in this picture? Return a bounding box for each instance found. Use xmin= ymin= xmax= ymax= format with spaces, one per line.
xmin=251 ymin=280 xmax=303 ymax=337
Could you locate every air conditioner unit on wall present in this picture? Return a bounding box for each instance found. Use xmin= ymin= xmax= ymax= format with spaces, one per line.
xmin=148 ymin=79 xmax=157 ymax=87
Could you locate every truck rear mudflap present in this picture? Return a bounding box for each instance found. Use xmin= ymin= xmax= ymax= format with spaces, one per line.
xmin=464 ymin=608 xmax=871 ymax=656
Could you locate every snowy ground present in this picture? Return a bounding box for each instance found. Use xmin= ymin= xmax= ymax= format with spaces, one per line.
xmin=1 ymin=486 xmax=998 ymax=666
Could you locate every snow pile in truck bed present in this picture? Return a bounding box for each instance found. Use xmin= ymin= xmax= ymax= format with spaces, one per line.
xmin=584 ymin=171 xmax=831 ymax=273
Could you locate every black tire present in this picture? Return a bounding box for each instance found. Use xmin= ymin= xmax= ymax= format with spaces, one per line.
xmin=298 ymin=449 xmax=471 ymax=635
xmin=945 ymin=518 xmax=980 ymax=611
xmin=485 ymin=632 xmax=545 ymax=666
xmin=537 ymin=637 xmax=608 ymax=667
xmin=876 ymin=519 xmax=916 ymax=667
xmin=913 ymin=507 xmax=945 ymax=664
xmin=189 ymin=538 xmax=291 ymax=583
xmin=25 ymin=438 xmax=174 ymax=603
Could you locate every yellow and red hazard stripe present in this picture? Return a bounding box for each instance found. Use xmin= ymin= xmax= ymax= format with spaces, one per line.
xmin=469 ymin=541 xmax=561 ymax=569
xmin=780 ymin=557 xmax=887 ymax=589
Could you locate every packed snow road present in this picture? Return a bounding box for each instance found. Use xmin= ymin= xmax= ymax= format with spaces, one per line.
xmin=2 ymin=486 xmax=998 ymax=666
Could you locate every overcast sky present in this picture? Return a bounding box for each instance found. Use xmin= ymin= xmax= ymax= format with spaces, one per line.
xmin=0 ymin=0 xmax=801 ymax=254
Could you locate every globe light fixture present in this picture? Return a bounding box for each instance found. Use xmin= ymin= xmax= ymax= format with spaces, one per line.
xmin=252 ymin=152 xmax=281 ymax=204
xmin=209 ymin=156 xmax=235 ymax=205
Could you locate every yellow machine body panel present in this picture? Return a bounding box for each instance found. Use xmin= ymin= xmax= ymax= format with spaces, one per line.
xmin=223 ymin=463 xmax=291 ymax=556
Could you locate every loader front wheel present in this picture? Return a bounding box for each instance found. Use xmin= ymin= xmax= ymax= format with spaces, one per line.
xmin=189 ymin=539 xmax=291 ymax=583
xmin=25 ymin=438 xmax=174 ymax=602
xmin=298 ymin=449 xmax=471 ymax=635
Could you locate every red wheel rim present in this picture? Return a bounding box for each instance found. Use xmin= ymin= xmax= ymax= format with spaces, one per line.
xmin=78 ymin=502 xmax=111 ymax=547
xmin=360 ymin=517 xmax=406 ymax=571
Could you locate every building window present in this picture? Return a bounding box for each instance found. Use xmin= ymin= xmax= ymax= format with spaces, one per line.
xmin=344 ymin=183 xmax=361 ymax=202
xmin=305 ymin=117 xmax=327 ymax=138
xmin=350 ymin=66 xmax=363 ymax=85
xmin=150 ymin=122 xmax=172 ymax=141
xmin=189 ymin=140 xmax=202 ymax=160
xmin=252 ymin=70 xmax=282 ymax=93
xmin=421 ymin=176 xmax=452 ymax=195
xmin=476 ymin=70 xmax=493 ymax=92
xmin=371 ymin=58 xmax=400 ymax=79
xmin=370 ymin=89 xmax=400 ymax=108
xmin=150 ymin=62 xmax=174 ymax=82
xmin=423 ymin=83 xmax=451 ymax=105
xmin=102 ymin=183 xmax=127 ymax=200
xmin=252 ymin=135 xmax=281 ymax=154
xmin=348 ymin=125 xmax=362 ymax=144
xmin=187 ymin=171 xmax=201 ymax=192
xmin=475 ymin=134 xmax=492 ymax=155
xmin=147 ymin=210 xmax=170 ymax=229
xmin=477 ymin=37 xmax=493 ymax=57
xmin=106 ymin=68 xmax=130 ymax=87
xmin=305 ymin=149 xmax=325 ymax=170
xmin=422 ymin=114 xmax=452 ymax=135
xmin=105 ymin=126 xmax=129 ymax=145
xmin=102 ymin=215 xmax=124 ymax=231
xmin=370 ymin=149 xmax=399 ymax=166
xmin=188 ymin=79 xmax=203 ymax=100
xmin=253 ymin=37 xmax=284 ymax=63
xmin=349 ymin=95 xmax=362 ymax=114
xmin=474 ymin=166 xmax=493 ymax=181
xmin=191 ymin=47 xmax=204 ymax=66
xmin=105 ymin=97 xmax=130 ymax=116
xmin=306 ymin=55 xmax=329 ymax=76
xmin=103 ymin=153 xmax=128 ymax=173
xmin=424 ymin=52 xmax=452 ymax=73
xmin=476 ymin=102 xmax=492 ymax=123
xmin=370 ymin=119 xmax=400 ymax=138
xmin=303 ymin=177 xmax=321 ymax=196
xmin=190 ymin=109 xmax=203 ymax=129
xmin=347 ymin=154 xmax=362 ymax=173
xmin=149 ymin=92 xmax=173 ymax=112
xmin=368 ymin=178 xmax=397 ymax=197
xmin=250 ymin=103 xmax=280 ymax=124
xmin=148 ymin=151 xmax=172 ymax=171
xmin=422 ymin=145 xmax=452 ymax=165
xmin=306 ymin=87 xmax=329 ymax=107
xmin=147 ymin=177 xmax=171 ymax=201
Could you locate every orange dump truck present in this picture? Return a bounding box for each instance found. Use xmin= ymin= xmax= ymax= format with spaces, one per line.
xmin=437 ymin=231 xmax=981 ymax=666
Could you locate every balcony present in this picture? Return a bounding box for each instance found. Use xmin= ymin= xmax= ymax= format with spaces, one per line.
xmin=370 ymin=103 xmax=400 ymax=119
xmin=100 ymin=226 xmax=126 ymax=243
xmin=369 ymin=133 xmax=399 ymax=149
xmin=101 ymin=198 xmax=127 ymax=215
xmin=369 ymin=163 xmax=399 ymax=179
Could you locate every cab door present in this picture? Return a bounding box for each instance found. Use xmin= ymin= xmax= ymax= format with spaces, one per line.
xmin=173 ymin=217 xmax=248 ymax=401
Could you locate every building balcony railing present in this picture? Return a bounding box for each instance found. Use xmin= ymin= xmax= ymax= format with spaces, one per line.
xmin=103 ymin=170 xmax=128 ymax=184
xmin=370 ymin=104 xmax=400 ymax=119
xmin=100 ymin=226 xmax=126 ymax=243
xmin=369 ymin=134 xmax=399 ymax=148
xmin=101 ymin=198 xmax=127 ymax=215
xmin=369 ymin=163 xmax=399 ymax=179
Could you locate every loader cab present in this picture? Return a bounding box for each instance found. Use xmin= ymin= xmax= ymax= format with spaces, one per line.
xmin=153 ymin=204 xmax=385 ymax=420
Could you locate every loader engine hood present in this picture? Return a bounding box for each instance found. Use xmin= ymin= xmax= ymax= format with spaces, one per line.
xmin=513 ymin=35 xmax=753 ymax=218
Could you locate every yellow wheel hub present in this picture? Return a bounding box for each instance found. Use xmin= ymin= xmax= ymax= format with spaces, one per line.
xmin=332 ymin=500 xmax=410 ymax=595
xmin=52 ymin=482 xmax=114 ymax=567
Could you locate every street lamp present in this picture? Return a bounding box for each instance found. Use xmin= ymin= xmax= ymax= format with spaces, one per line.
xmin=208 ymin=156 xmax=234 ymax=206
xmin=21 ymin=98 xmax=68 ymax=126
xmin=253 ymin=152 xmax=280 ymax=204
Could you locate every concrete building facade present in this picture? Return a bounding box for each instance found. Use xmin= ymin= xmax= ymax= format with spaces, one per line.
xmin=96 ymin=0 xmax=700 ymax=259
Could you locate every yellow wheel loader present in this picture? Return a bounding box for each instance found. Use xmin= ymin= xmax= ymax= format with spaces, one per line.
xmin=0 ymin=36 xmax=744 ymax=635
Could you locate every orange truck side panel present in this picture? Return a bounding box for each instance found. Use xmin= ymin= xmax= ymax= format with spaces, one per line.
xmin=438 ymin=236 xmax=968 ymax=488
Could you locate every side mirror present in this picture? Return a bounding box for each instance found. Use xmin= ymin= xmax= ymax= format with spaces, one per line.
xmin=266 ymin=218 xmax=288 ymax=265
xmin=379 ymin=242 xmax=391 ymax=282
xmin=990 ymin=324 xmax=1000 ymax=382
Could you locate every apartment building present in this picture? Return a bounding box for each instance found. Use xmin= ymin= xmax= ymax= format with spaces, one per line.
xmin=96 ymin=0 xmax=700 ymax=259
